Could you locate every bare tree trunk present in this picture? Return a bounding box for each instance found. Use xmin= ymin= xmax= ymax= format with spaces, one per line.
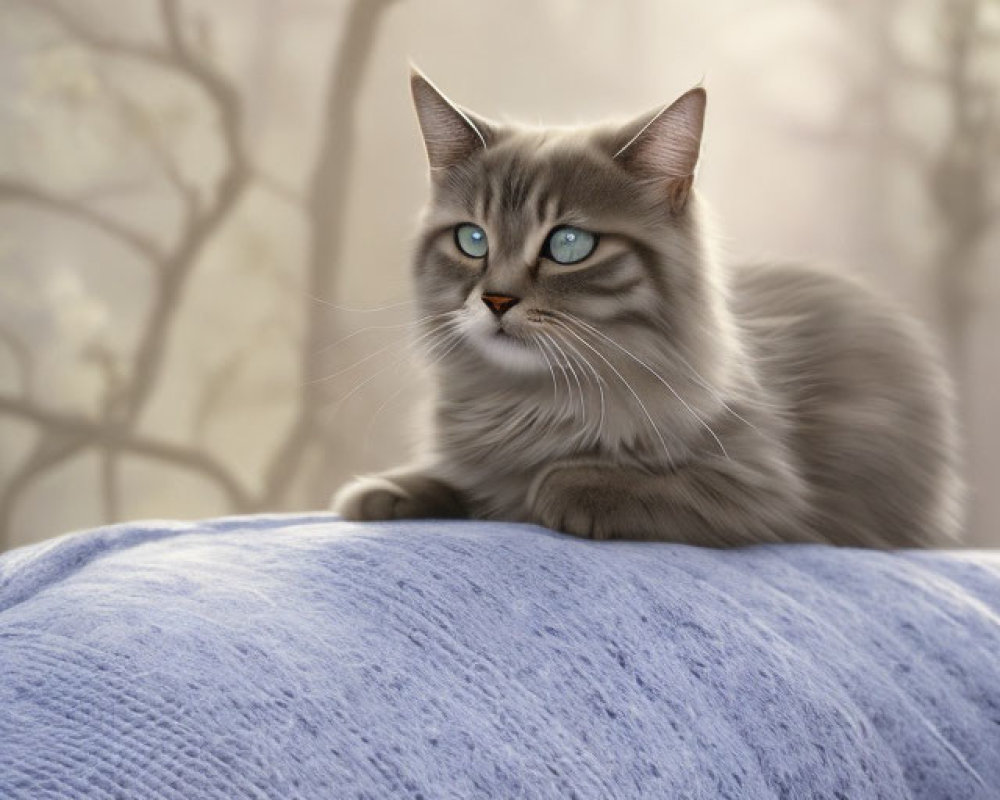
xmin=0 ymin=0 xmax=403 ymax=547
xmin=0 ymin=437 xmax=83 ymax=546
xmin=0 ymin=0 xmax=251 ymax=546
xmin=927 ymin=0 xmax=993 ymax=399
xmin=863 ymin=0 xmax=896 ymax=268
xmin=101 ymin=449 xmax=121 ymax=524
xmin=260 ymin=0 xmax=399 ymax=510
xmin=933 ymin=241 xmax=977 ymax=393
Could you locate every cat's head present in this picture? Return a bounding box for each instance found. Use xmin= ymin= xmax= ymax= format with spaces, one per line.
xmin=408 ymin=69 xmax=716 ymax=381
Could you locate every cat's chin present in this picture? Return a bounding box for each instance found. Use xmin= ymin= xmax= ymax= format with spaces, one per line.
xmin=470 ymin=330 xmax=548 ymax=375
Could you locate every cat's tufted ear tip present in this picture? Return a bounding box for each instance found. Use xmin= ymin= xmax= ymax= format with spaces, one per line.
xmin=614 ymin=85 xmax=708 ymax=210
xmin=408 ymin=69 xmax=489 ymax=172
xmin=674 ymin=85 xmax=707 ymax=125
xmin=408 ymin=63 xmax=429 ymax=92
xmin=408 ymin=64 xmax=440 ymax=108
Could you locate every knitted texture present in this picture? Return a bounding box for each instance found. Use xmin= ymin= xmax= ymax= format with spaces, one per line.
xmin=1 ymin=515 xmax=999 ymax=799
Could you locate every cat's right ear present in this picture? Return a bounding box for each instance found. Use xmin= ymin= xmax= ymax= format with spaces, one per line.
xmin=613 ymin=87 xmax=706 ymax=213
xmin=410 ymin=68 xmax=490 ymax=171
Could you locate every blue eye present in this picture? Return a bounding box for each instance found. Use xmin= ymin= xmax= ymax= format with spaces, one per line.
xmin=455 ymin=223 xmax=488 ymax=258
xmin=545 ymin=226 xmax=597 ymax=265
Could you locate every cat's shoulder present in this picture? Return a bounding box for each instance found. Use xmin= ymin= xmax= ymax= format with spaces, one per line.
xmin=731 ymin=261 xmax=876 ymax=299
xmin=728 ymin=261 xmax=942 ymax=374
xmin=728 ymin=261 xmax=901 ymax=323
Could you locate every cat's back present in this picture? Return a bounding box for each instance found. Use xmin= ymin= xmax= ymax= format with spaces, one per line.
xmin=729 ymin=262 xmax=963 ymax=547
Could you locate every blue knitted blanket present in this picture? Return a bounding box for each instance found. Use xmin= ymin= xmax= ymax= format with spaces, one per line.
xmin=1 ymin=514 xmax=999 ymax=799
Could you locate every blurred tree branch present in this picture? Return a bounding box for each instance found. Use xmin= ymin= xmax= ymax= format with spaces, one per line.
xmin=926 ymin=0 xmax=997 ymax=386
xmin=0 ymin=393 xmax=253 ymax=508
xmin=100 ymin=78 xmax=201 ymax=219
xmin=0 ymin=436 xmax=87 ymax=544
xmin=254 ymin=168 xmax=305 ymax=209
xmin=83 ymin=343 xmax=125 ymax=524
xmin=0 ymin=324 xmax=34 ymax=399
xmin=260 ymin=0 xmax=401 ymax=509
xmin=0 ymin=0 xmax=250 ymax=544
xmin=0 ymin=0 xmax=401 ymax=545
xmin=0 ymin=178 xmax=164 ymax=262
xmin=798 ymin=0 xmax=998 ymax=394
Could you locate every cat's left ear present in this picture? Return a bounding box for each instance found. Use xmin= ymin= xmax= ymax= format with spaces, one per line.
xmin=410 ymin=67 xmax=492 ymax=171
xmin=614 ymin=87 xmax=706 ymax=213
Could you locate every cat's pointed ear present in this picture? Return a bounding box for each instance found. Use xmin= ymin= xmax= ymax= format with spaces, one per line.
xmin=410 ymin=67 xmax=490 ymax=171
xmin=614 ymin=87 xmax=706 ymax=213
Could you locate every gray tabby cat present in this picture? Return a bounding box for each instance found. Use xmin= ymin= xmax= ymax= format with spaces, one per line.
xmin=334 ymin=69 xmax=963 ymax=548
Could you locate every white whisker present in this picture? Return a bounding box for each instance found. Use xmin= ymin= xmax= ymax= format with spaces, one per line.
xmin=535 ymin=337 xmax=560 ymax=405
xmin=314 ymin=311 xmax=448 ymax=358
xmin=308 ymin=313 xmax=455 ymax=385
xmin=541 ymin=331 xmax=586 ymax=426
xmin=551 ymin=319 xmax=673 ymax=468
xmin=538 ymin=333 xmax=575 ymax=416
xmin=307 ymin=294 xmax=415 ymax=314
xmin=362 ymin=327 xmax=462 ymax=455
xmin=669 ymin=348 xmax=768 ymax=433
xmin=362 ymin=382 xmax=409 ymax=457
xmin=553 ymin=311 xmax=729 ymax=459
xmin=551 ymin=328 xmax=606 ymax=435
xmin=320 ymin=319 xmax=458 ymax=414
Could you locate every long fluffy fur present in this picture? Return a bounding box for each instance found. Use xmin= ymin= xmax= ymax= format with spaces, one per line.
xmin=334 ymin=74 xmax=962 ymax=548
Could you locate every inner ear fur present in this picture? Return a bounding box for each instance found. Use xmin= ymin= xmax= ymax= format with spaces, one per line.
xmin=410 ymin=68 xmax=493 ymax=171
xmin=614 ymin=87 xmax=706 ymax=213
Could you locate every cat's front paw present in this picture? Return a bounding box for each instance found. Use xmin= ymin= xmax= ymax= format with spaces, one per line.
xmin=333 ymin=472 xmax=465 ymax=522
xmin=528 ymin=463 xmax=634 ymax=540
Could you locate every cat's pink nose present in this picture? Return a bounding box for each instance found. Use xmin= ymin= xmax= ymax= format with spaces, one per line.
xmin=481 ymin=293 xmax=520 ymax=317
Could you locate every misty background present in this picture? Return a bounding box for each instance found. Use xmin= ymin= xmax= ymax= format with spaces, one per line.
xmin=0 ymin=0 xmax=997 ymax=551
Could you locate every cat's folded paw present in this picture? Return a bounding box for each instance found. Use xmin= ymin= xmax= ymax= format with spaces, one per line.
xmin=332 ymin=472 xmax=465 ymax=521
xmin=528 ymin=463 xmax=630 ymax=540
xmin=333 ymin=476 xmax=408 ymax=521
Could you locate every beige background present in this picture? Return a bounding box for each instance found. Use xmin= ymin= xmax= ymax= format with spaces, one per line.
xmin=1 ymin=0 xmax=998 ymax=550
